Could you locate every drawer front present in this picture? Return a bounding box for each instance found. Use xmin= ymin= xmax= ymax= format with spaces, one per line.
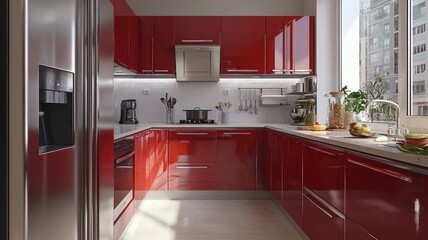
xmin=303 ymin=191 xmax=344 ymax=240
xmin=347 ymin=153 xmax=428 ymax=240
xmin=169 ymin=130 xmax=217 ymax=163
xmin=346 ymin=218 xmax=376 ymax=240
xmin=303 ymin=142 xmax=345 ymax=212
xmin=169 ymin=163 xmax=216 ymax=190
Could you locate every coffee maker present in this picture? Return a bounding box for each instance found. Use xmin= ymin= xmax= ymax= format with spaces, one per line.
xmin=119 ymin=99 xmax=138 ymax=124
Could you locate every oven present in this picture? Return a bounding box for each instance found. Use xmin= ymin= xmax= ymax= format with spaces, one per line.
xmin=114 ymin=136 xmax=134 ymax=220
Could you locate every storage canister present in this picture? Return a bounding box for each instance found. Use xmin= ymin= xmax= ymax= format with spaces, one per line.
xmin=327 ymin=92 xmax=345 ymax=129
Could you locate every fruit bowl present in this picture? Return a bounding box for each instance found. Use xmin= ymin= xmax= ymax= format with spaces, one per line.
xmin=349 ymin=129 xmax=376 ymax=138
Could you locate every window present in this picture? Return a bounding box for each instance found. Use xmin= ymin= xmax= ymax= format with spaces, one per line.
xmin=342 ymin=0 xmax=428 ymax=126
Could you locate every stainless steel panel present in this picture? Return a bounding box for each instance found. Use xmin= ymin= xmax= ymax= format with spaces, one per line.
xmin=39 ymin=65 xmax=74 ymax=92
xmin=175 ymin=45 xmax=220 ymax=82
xmin=27 ymin=0 xmax=79 ymax=239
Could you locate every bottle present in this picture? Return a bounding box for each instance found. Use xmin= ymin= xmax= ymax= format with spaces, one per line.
xmin=304 ymin=99 xmax=316 ymax=126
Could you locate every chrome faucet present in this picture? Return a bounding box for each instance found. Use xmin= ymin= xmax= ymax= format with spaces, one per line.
xmin=366 ymin=99 xmax=401 ymax=137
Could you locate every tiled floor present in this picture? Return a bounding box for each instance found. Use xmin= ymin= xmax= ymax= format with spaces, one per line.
xmin=121 ymin=200 xmax=303 ymax=240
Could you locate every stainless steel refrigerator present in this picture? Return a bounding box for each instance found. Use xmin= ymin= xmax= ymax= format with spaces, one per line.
xmin=9 ymin=0 xmax=114 ymax=239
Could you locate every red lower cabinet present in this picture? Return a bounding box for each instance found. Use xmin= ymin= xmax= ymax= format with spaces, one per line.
xmin=169 ymin=163 xmax=217 ymax=190
xmin=256 ymin=129 xmax=267 ymax=190
xmin=149 ymin=130 xmax=168 ymax=190
xmin=303 ymin=191 xmax=344 ymax=240
xmin=169 ymin=130 xmax=217 ymax=164
xmin=346 ymin=218 xmax=376 ymax=240
xmin=346 ymin=152 xmax=428 ymax=240
xmin=283 ymin=136 xmax=302 ymax=227
xmin=216 ymin=130 xmax=257 ymax=190
xmin=267 ymin=131 xmax=282 ymax=204
xmin=134 ymin=131 xmax=150 ymax=200
xmin=303 ymin=142 xmax=345 ymax=212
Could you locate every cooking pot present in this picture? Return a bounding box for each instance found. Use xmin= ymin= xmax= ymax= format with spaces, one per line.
xmin=183 ymin=107 xmax=211 ymax=121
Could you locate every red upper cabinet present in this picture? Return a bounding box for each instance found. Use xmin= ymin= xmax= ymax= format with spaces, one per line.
xmin=292 ymin=16 xmax=315 ymax=74
xmin=115 ymin=16 xmax=131 ymax=69
xmin=175 ymin=17 xmax=221 ymax=45
xmin=346 ymin=152 xmax=428 ymax=240
xmin=216 ymin=130 xmax=257 ymax=190
xmin=220 ymin=17 xmax=265 ymax=74
xmin=303 ymin=142 xmax=345 ymax=213
xmin=283 ymin=136 xmax=303 ymax=227
xmin=128 ymin=16 xmax=140 ymax=73
xmin=139 ymin=16 xmax=153 ymax=74
xmin=265 ymin=16 xmax=315 ymax=75
xmin=266 ymin=17 xmax=284 ymax=74
xmin=153 ymin=16 xmax=175 ymax=74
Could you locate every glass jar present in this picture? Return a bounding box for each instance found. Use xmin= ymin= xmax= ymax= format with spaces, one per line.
xmin=327 ymin=92 xmax=345 ymax=129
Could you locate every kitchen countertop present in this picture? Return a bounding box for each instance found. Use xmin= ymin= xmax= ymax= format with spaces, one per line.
xmin=114 ymin=123 xmax=428 ymax=169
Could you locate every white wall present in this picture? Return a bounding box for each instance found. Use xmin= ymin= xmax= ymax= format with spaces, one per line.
xmin=126 ymin=0 xmax=304 ymax=16
xmin=316 ymin=0 xmax=340 ymax=124
xmin=114 ymin=78 xmax=301 ymax=124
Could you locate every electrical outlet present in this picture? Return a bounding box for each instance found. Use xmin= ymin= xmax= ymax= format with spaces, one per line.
xmin=223 ymin=89 xmax=229 ymax=95
xmin=143 ymin=89 xmax=150 ymax=95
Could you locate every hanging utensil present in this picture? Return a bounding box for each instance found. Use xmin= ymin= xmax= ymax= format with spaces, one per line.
xmin=248 ymin=91 xmax=254 ymax=114
xmin=254 ymin=91 xmax=259 ymax=115
xmin=215 ymin=106 xmax=222 ymax=112
xmin=244 ymin=90 xmax=249 ymax=112
xmin=238 ymin=90 xmax=243 ymax=111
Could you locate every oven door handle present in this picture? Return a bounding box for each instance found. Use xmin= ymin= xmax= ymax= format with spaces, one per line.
xmin=115 ymin=151 xmax=134 ymax=165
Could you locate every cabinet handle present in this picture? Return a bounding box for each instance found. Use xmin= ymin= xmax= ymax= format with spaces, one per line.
xmin=289 ymin=139 xmax=300 ymax=145
xmin=116 ymin=166 xmax=133 ymax=169
xmin=154 ymin=70 xmax=169 ymax=73
xmin=141 ymin=70 xmax=152 ymax=73
xmin=304 ymin=193 xmax=334 ymax=218
xmin=283 ymin=69 xmax=294 ymax=73
xmin=293 ymin=69 xmax=312 ymax=73
xmin=181 ymin=39 xmax=214 ymax=43
xmin=176 ymin=165 xmax=209 ymax=169
xmin=272 ymin=69 xmax=284 ymax=73
xmin=176 ymin=132 xmax=209 ymax=136
xmin=223 ymin=132 xmax=252 ymax=136
xmin=115 ymin=152 xmax=135 ymax=164
xmin=307 ymin=146 xmax=336 ymax=157
xmin=227 ymin=69 xmax=259 ymax=73
xmin=348 ymin=159 xmax=413 ymax=183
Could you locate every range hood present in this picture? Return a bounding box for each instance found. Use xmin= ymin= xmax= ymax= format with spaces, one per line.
xmin=175 ymin=45 xmax=220 ymax=82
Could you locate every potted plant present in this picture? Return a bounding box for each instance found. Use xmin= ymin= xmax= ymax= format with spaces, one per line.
xmin=340 ymin=86 xmax=368 ymax=126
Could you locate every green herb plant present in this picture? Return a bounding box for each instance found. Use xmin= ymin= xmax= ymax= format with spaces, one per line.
xmin=340 ymin=85 xmax=368 ymax=115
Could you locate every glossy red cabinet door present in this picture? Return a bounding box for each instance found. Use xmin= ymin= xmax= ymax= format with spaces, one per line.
xmin=303 ymin=142 xmax=345 ymax=212
xmin=134 ymin=132 xmax=150 ymax=200
xmin=293 ymin=16 xmax=315 ymax=74
xmin=216 ymin=130 xmax=257 ymax=190
xmin=149 ymin=130 xmax=168 ymax=190
xmin=139 ymin=16 xmax=153 ymax=74
xmin=221 ymin=16 xmax=265 ymax=74
xmin=115 ymin=16 xmax=130 ymax=69
xmin=256 ymin=129 xmax=267 ymax=190
xmin=169 ymin=130 xmax=217 ymax=164
xmin=266 ymin=17 xmax=284 ymax=74
xmin=346 ymin=218 xmax=376 ymax=240
xmin=303 ymin=192 xmax=344 ymax=240
xmin=128 ymin=16 xmax=140 ymax=73
xmin=346 ymin=152 xmax=428 ymax=240
xmin=267 ymin=131 xmax=282 ymax=204
xmin=169 ymin=163 xmax=217 ymax=190
xmin=153 ymin=16 xmax=175 ymax=74
xmin=175 ymin=16 xmax=221 ymax=45
xmin=283 ymin=136 xmax=303 ymax=227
